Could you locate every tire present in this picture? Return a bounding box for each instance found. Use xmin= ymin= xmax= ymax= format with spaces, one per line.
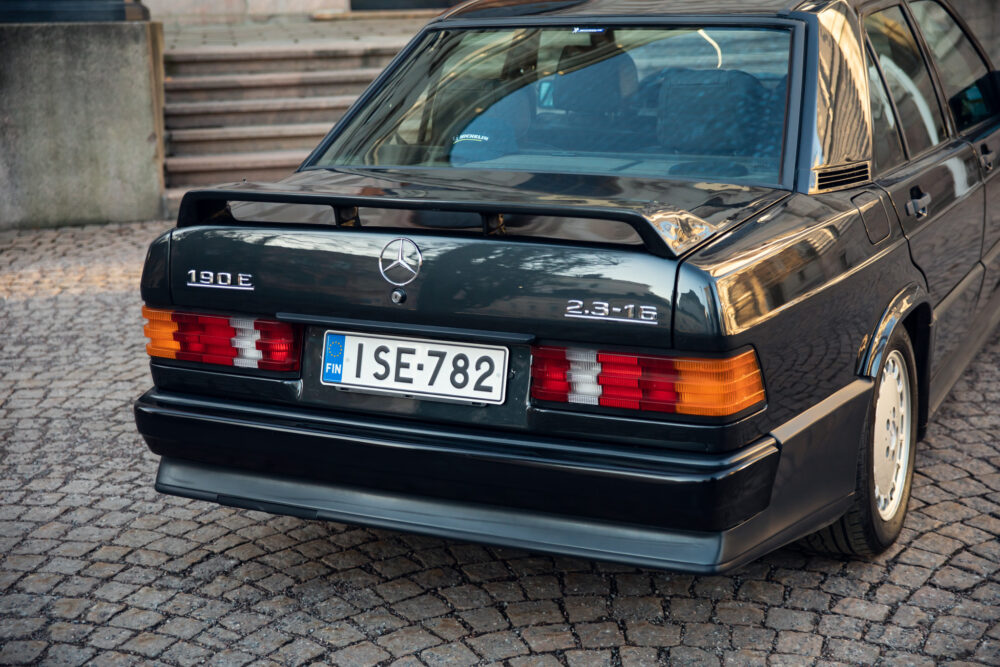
xmin=803 ymin=326 xmax=918 ymax=556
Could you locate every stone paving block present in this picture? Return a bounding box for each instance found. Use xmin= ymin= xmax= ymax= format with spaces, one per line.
xmin=766 ymin=607 xmax=817 ymax=631
xmin=41 ymin=643 xmax=95 ymax=666
xmin=467 ymin=630 xmax=530 ymax=660
xmin=775 ymin=630 xmax=823 ymax=656
xmin=828 ymin=637 xmax=882 ymax=663
xmin=626 ymin=620 xmax=682 ymax=647
xmin=670 ymin=597 xmax=713 ymax=622
xmin=48 ymin=621 xmax=93 ymax=643
xmin=420 ymin=640 xmax=479 ymax=666
xmin=577 ymin=621 xmax=625 ymax=648
xmin=565 ymin=649 xmax=613 ymax=666
xmin=0 ymin=640 xmax=47 ymax=665
xmin=271 ymin=637 xmax=325 ymax=665
xmin=376 ymin=625 xmax=441 ymax=656
xmin=620 ymin=645 xmax=662 ymax=667
xmin=612 ymin=596 xmax=664 ymax=621
xmin=120 ymin=631 xmax=177 ymax=658
xmin=832 ymin=597 xmax=891 ymax=621
xmin=519 ymin=623 xmax=576 ymax=652
xmin=670 ymin=645 xmax=722 ymax=665
xmin=509 ymin=655 xmax=564 ymax=667
xmin=506 ymin=600 xmax=564 ymax=627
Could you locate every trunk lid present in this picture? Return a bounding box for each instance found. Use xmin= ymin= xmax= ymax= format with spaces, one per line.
xmin=168 ymin=167 xmax=786 ymax=349
xmin=161 ymin=168 xmax=784 ymax=433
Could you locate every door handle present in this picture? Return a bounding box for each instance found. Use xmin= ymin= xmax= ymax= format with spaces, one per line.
xmin=982 ymin=143 xmax=995 ymax=173
xmin=905 ymin=191 xmax=932 ymax=219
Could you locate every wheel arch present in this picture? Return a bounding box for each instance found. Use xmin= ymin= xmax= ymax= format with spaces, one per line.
xmin=857 ymin=283 xmax=932 ymax=438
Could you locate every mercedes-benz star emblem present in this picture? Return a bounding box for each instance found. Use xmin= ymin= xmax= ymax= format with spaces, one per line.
xmin=379 ymin=238 xmax=423 ymax=286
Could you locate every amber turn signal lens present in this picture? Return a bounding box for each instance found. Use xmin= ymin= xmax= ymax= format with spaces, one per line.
xmin=142 ymin=305 xmax=180 ymax=359
xmin=671 ymin=350 xmax=766 ymax=417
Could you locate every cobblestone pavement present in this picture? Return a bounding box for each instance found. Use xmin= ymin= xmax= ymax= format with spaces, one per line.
xmin=2 ymin=220 xmax=1000 ymax=666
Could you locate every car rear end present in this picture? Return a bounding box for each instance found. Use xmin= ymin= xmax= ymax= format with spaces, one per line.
xmin=135 ymin=15 xmax=802 ymax=571
xmin=135 ymin=185 xmax=785 ymax=571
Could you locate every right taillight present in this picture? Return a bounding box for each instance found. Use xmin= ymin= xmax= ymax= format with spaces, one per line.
xmin=530 ymin=346 xmax=765 ymax=417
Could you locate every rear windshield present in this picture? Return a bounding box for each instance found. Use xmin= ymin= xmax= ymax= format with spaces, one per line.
xmin=314 ymin=26 xmax=793 ymax=186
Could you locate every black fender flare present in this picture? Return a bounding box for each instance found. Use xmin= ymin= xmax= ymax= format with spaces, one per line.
xmin=856 ymin=283 xmax=930 ymax=379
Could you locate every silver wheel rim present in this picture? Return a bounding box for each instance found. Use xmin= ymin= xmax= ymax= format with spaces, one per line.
xmin=873 ymin=349 xmax=912 ymax=522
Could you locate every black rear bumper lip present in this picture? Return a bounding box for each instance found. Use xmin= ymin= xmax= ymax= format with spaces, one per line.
xmin=134 ymin=389 xmax=780 ymax=533
xmin=155 ymin=456 xmax=728 ymax=572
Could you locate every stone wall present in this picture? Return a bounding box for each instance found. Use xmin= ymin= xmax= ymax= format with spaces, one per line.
xmin=143 ymin=0 xmax=347 ymax=23
xmin=951 ymin=0 xmax=1000 ymax=64
xmin=0 ymin=22 xmax=165 ymax=229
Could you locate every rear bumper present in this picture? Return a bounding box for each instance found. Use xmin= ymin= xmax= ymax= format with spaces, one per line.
xmin=155 ymin=456 xmax=738 ymax=571
xmin=135 ymin=378 xmax=872 ymax=572
xmin=135 ymin=389 xmax=779 ymax=533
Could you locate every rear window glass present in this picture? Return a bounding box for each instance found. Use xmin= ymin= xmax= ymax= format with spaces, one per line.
xmin=314 ymin=26 xmax=793 ymax=187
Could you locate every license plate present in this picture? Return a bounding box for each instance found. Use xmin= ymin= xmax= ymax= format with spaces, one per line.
xmin=320 ymin=330 xmax=508 ymax=405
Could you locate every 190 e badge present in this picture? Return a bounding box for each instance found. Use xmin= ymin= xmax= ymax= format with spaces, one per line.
xmin=186 ymin=269 xmax=254 ymax=291
xmin=565 ymin=299 xmax=659 ymax=325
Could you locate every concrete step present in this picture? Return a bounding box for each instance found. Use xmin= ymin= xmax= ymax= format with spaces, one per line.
xmin=165 ymin=95 xmax=356 ymax=129
xmin=311 ymin=9 xmax=442 ymax=20
xmin=164 ymin=40 xmax=407 ymax=76
xmin=164 ymin=68 xmax=382 ymax=103
xmin=168 ymin=123 xmax=330 ymax=155
xmin=165 ymin=149 xmax=309 ymax=187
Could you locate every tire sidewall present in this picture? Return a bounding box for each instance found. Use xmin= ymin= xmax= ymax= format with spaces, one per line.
xmin=864 ymin=328 xmax=918 ymax=549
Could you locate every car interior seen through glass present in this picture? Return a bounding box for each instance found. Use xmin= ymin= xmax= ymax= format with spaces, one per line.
xmin=317 ymin=26 xmax=792 ymax=186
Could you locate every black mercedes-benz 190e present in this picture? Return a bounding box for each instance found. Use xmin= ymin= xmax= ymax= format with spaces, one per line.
xmin=135 ymin=0 xmax=1000 ymax=572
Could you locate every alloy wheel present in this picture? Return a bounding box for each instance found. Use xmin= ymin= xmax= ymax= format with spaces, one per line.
xmin=872 ymin=349 xmax=913 ymax=521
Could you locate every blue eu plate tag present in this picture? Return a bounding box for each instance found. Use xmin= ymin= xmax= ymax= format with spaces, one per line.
xmin=322 ymin=332 xmax=346 ymax=383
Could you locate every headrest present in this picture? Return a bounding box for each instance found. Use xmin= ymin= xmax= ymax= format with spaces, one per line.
xmin=551 ymin=45 xmax=638 ymax=114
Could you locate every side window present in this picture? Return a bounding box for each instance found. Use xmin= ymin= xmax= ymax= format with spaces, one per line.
xmin=868 ymin=47 xmax=907 ymax=172
xmin=908 ymin=0 xmax=999 ymax=132
xmin=865 ymin=6 xmax=948 ymax=156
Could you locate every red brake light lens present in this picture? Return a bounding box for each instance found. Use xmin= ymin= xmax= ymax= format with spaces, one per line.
xmin=142 ymin=306 xmax=301 ymax=371
xmin=530 ymin=346 xmax=765 ymax=417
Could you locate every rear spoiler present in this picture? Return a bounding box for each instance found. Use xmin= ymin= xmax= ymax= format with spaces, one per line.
xmin=176 ymin=187 xmax=679 ymax=258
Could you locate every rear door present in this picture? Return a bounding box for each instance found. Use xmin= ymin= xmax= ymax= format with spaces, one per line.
xmin=907 ymin=0 xmax=1000 ymax=319
xmin=863 ymin=4 xmax=985 ymax=375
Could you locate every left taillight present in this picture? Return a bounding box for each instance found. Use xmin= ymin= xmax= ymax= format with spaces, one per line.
xmin=142 ymin=305 xmax=302 ymax=371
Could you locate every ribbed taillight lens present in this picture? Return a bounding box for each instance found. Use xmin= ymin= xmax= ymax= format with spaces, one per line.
xmin=142 ymin=306 xmax=301 ymax=371
xmin=530 ymin=346 xmax=765 ymax=417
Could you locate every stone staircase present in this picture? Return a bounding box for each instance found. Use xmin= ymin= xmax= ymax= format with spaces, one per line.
xmin=162 ymin=38 xmax=409 ymax=215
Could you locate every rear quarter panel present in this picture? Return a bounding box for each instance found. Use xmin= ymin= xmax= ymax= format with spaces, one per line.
xmin=675 ymin=191 xmax=926 ymax=431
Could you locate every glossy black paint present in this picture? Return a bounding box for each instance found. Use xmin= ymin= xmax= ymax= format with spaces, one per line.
xmin=438 ymin=0 xmax=801 ymax=19
xmin=135 ymin=0 xmax=1000 ymax=571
